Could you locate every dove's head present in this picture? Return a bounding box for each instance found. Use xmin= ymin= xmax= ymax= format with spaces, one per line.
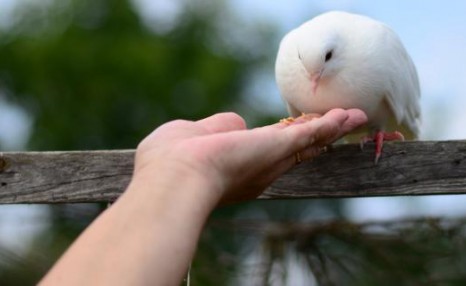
xmin=296 ymin=23 xmax=346 ymax=95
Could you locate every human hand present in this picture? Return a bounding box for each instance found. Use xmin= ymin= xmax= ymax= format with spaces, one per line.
xmin=134 ymin=109 xmax=367 ymax=206
xmin=39 ymin=108 xmax=366 ymax=286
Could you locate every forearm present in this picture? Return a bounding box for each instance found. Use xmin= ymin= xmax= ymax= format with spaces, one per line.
xmin=39 ymin=109 xmax=367 ymax=285
xmin=40 ymin=170 xmax=220 ymax=286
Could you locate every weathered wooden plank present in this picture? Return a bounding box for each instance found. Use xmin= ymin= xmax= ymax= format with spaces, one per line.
xmin=1 ymin=141 xmax=466 ymax=204
xmin=262 ymin=140 xmax=466 ymax=199
xmin=0 ymin=150 xmax=134 ymax=203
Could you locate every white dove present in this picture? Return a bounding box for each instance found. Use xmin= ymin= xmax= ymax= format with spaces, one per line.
xmin=275 ymin=11 xmax=421 ymax=163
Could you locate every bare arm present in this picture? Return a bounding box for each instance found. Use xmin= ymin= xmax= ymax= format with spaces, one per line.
xmin=40 ymin=109 xmax=367 ymax=285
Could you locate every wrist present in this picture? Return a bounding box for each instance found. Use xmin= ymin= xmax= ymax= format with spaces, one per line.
xmin=126 ymin=164 xmax=223 ymax=215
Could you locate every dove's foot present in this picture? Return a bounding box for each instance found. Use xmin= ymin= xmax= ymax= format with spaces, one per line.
xmin=279 ymin=113 xmax=322 ymax=125
xmin=360 ymin=131 xmax=405 ymax=164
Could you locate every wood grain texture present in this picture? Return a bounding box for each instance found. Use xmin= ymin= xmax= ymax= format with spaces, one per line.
xmin=1 ymin=141 xmax=466 ymax=204
xmin=0 ymin=150 xmax=134 ymax=203
xmin=261 ymin=140 xmax=466 ymax=199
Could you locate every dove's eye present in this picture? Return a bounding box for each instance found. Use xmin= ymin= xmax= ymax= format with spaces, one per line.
xmin=325 ymin=50 xmax=333 ymax=62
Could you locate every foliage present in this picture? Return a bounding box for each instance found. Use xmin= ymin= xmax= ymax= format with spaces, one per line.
xmin=0 ymin=0 xmax=277 ymax=284
xmin=208 ymin=217 xmax=466 ymax=285
xmin=0 ymin=0 xmax=275 ymax=151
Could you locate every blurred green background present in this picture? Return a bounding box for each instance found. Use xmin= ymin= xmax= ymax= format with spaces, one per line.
xmin=1 ymin=0 xmax=466 ymax=285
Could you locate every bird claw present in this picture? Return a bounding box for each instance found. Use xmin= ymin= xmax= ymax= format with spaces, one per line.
xmin=360 ymin=131 xmax=405 ymax=164
xmin=359 ymin=136 xmax=373 ymax=150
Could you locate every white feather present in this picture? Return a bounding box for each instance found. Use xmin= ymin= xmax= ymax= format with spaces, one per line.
xmin=275 ymin=11 xmax=421 ymax=139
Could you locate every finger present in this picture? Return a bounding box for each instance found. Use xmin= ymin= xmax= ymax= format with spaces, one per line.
xmin=215 ymin=109 xmax=364 ymax=173
xmin=259 ymin=108 xmax=363 ymax=159
xmin=338 ymin=108 xmax=368 ymax=135
xmin=196 ymin=112 xmax=247 ymax=134
xmin=261 ymin=145 xmax=325 ymax=185
xmin=218 ymin=109 xmax=347 ymax=167
xmin=282 ymin=108 xmax=350 ymax=150
xmin=211 ymin=109 xmax=364 ymax=196
xmin=299 ymin=145 xmax=327 ymax=161
xmin=272 ymin=113 xmax=322 ymax=129
xmin=311 ymin=108 xmax=367 ymax=146
xmin=286 ymin=108 xmax=367 ymax=147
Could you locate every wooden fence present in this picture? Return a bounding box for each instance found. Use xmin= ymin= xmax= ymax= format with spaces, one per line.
xmin=1 ymin=140 xmax=466 ymax=204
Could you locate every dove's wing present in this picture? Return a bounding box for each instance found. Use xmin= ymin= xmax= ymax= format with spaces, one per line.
xmin=381 ymin=26 xmax=421 ymax=138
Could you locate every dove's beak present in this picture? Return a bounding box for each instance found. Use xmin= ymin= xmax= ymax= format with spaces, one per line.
xmin=310 ymin=70 xmax=323 ymax=95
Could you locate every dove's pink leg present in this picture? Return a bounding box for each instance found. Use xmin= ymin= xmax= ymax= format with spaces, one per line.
xmin=360 ymin=131 xmax=405 ymax=164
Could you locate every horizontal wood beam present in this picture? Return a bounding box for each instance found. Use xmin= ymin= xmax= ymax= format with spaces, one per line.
xmin=1 ymin=140 xmax=466 ymax=204
xmin=0 ymin=150 xmax=134 ymax=204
